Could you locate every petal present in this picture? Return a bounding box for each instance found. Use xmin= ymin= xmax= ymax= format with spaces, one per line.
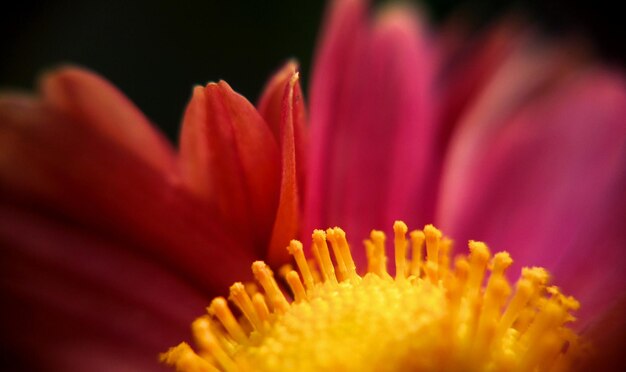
xmin=305 ymin=0 xmax=367 ymax=242
xmin=264 ymin=71 xmax=308 ymax=265
xmin=437 ymin=57 xmax=626 ymax=331
xmin=579 ymin=297 xmax=626 ymax=371
xmin=257 ymin=60 xmax=299 ymax=143
xmin=258 ymin=61 xmax=308 ymax=201
xmin=178 ymin=81 xmax=280 ymax=254
xmin=436 ymin=18 xmax=526 ymax=150
xmin=0 ymin=89 xmax=253 ymax=293
xmin=40 ymin=66 xmax=177 ymax=175
xmin=306 ymin=0 xmax=436 ymax=262
xmin=0 ymin=205 xmax=207 ymax=371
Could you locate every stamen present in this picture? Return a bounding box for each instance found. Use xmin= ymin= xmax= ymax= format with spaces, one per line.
xmin=287 ymin=240 xmax=315 ymax=291
xmin=229 ymin=283 xmax=263 ymax=333
xmin=252 ymin=292 xmax=270 ymax=324
xmin=208 ymin=298 xmax=247 ymax=344
xmin=331 ymin=227 xmax=358 ymax=281
xmin=393 ymin=221 xmax=408 ymax=281
xmin=162 ymin=222 xmax=584 ymax=372
xmin=251 ymin=262 xmax=289 ymax=313
xmin=312 ymin=230 xmax=338 ymax=285
xmin=409 ymin=230 xmax=425 ymax=277
xmin=424 ymin=224 xmax=441 ymax=273
xmin=369 ymin=230 xmax=389 ymax=278
xmin=285 ymin=270 xmax=307 ymax=303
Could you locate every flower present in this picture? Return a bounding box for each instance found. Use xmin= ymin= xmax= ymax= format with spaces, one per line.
xmin=1 ymin=0 xmax=625 ymax=370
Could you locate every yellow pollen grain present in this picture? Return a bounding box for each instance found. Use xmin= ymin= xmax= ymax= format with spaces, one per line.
xmin=162 ymin=221 xmax=586 ymax=372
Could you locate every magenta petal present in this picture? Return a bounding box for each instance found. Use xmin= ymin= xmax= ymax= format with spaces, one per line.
xmin=435 ymin=19 xmax=526 ymax=151
xmin=306 ymin=1 xmax=436 ymax=262
xmin=437 ymin=63 xmax=626 ymax=329
xmin=305 ymin=0 xmax=368 ymax=244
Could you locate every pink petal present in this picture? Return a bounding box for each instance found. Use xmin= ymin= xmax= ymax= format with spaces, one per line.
xmin=306 ymin=0 xmax=436 ymax=263
xmin=437 ymin=47 xmax=626 ymax=332
xmin=305 ymin=0 xmax=367 ymax=244
xmin=178 ymin=81 xmax=281 ymax=256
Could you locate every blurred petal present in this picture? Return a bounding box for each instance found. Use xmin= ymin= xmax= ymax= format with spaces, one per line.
xmin=40 ymin=66 xmax=177 ymax=175
xmin=437 ymin=49 xmax=626 ymax=331
xmin=306 ymin=0 xmax=436 ymax=263
xmin=0 ymin=85 xmax=254 ymax=293
xmin=436 ymin=18 xmax=526 ymax=150
xmin=580 ymin=297 xmax=626 ymax=371
xmin=178 ymin=81 xmax=280 ymax=254
xmin=0 ymin=205 xmax=207 ymax=371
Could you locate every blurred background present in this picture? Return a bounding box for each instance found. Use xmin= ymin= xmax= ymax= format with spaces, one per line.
xmin=1 ymin=0 xmax=622 ymax=140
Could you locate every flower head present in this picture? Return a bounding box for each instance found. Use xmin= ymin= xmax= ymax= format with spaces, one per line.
xmin=1 ymin=0 xmax=625 ymax=370
xmin=163 ymin=222 xmax=585 ymax=371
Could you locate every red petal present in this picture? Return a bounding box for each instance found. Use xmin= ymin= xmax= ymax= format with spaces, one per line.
xmin=0 ymin=69 xmax=260 ymax=369
xmin=40 ymin=66 xmax=177 ymax=175
xmin=258 ymin=60 xmax=299 ymax=143
xmin=306 ymin=1 xmax=436 ymax=261
xmin=0 ymin=205 xmax=207 ymax=371
xmin=258 ymin=61 xmax=307 ymax=199
xmin=0 ymin=88 xmax=252 ymax=293
xmin=178 ymin=81 xmax=280 ymax=254
xmin=264 ymin=71 xmax=307 ymax=265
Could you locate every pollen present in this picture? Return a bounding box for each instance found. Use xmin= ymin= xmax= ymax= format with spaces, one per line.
xmin=162 ymin=222 xmax=585 ymax=371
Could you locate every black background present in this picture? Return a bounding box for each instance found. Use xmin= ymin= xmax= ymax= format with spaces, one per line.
xmin=1 ymin=0 xmax=622 ymax=140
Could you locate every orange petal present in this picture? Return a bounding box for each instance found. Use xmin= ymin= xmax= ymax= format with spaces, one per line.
xmin=179 ymin=81 xmax=280 ymax=253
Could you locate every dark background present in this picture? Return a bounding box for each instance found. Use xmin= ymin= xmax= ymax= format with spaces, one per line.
xmin=1 ymin=0 xmax=622 ymax=140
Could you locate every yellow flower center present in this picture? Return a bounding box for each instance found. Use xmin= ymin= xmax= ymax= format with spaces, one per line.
xmin=162 ymin=222 xmax=585 ymax=371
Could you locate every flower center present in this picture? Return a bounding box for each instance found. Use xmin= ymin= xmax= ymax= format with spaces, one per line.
xmin=162 ymin=222 xmax=584 ymax=371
